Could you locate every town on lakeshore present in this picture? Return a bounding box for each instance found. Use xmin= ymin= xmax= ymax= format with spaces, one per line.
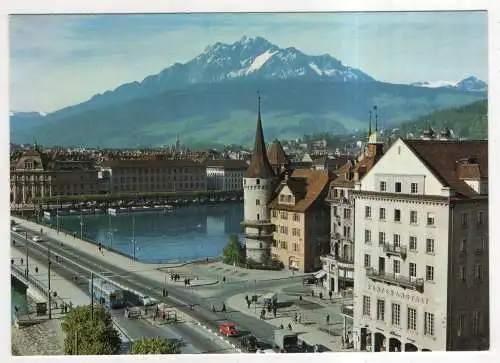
xmin=9 ymin=12 xmax=489 ymax=356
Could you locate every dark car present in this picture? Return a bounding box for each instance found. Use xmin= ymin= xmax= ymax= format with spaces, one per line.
xmin=240 ymin=334 xmax=258 ymax=352
xmin=302 ymin=277 xmax=317 ymax=285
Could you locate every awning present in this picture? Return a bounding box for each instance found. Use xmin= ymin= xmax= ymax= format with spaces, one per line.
xmin=314 ymin=270 xmax=327 ymax=279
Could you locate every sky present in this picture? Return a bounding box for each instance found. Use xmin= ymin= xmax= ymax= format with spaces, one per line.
xmin=9 ymin=11 xmax=488 ymax=113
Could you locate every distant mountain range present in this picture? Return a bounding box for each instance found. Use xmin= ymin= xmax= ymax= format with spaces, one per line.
xmin=10 ymin=36 xmax=487 ymax=148
xmin=410 ymin=76 xmax=487 ymax=93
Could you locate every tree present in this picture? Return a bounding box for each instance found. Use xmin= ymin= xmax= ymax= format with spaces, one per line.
xmin=130 ymin=337 xmax=181 ymax=355
xmin=61 ymin=305 xmax=122 ymax=355
xmin=222 ymin=235 xmax=245 ymax=265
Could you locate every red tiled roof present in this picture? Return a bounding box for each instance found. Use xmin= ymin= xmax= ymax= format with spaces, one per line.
xmin=269 ymin=169 xmax=334 ymax=212
xmin=403 ymin=139 xmax=488 ymax=199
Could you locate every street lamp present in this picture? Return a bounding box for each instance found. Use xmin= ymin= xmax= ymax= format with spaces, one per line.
xmin=25 ymin=231 xmax=29 ymax=279
xmin=131 ymin=216 xmax=136 ymax=261
xmin=80 ymin=209 xmax=84 ymax=239
xmin=254 ymin=279 xmax=257 ymax=313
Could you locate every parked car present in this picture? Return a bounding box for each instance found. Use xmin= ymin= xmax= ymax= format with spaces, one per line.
xmin=240 ymin=334 xmax=258 ymax=352
xmin=12 ymin=225 xmax=21 ymax=232
xmin=32 ymin=235 xmax=44 ymax=242
xmin=219 ymin=322 xmax=239 ymax=337
xmin=302 ymin=277 xmax=317 ymax=285
xmin=139 ymin=295 xmax=157 ymax=306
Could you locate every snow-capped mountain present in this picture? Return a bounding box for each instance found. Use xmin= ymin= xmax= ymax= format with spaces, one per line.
xmin=411 ymin=76 xmax=487 ymax=93
xmin=81 ymin=36 xmax=374 ymax=110
xmin=454 ymin=76 xmax=487 ymax=93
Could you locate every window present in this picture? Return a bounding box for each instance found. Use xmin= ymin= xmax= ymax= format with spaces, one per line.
xmin=377 ymin=300 xmax=385 ymax=321
xmin=459 ymin=266 xmax=467 ymax=281
xmin=409 ymin=236 xmax=417 ymax=251
xmin=364 ymin=229 xmax=372 ymax=243
xmin=344 ymin=209 xmax=351 ymax=219
xmin=394 ymin=209 xmax=401 ymax=222
xmin=426 ymin=238 xmax=434 ymax=254
xmin=395 ymin=182 xmax=402 ymax=193
xmin=365 ymin=206 xmax=372 ymax=218
xmin=281 ymin=212 xmax=288 ymax=220
xmin=461 ymin=213 xmax=468 ymax=226
xmin=292 ymin=243 xmax=298 ymax=252
xmin=408 ymin=308 xmax=417 ymax=332
xmin=477 ymin=211 xmax=484 ymax=225
xmin=393 ymin=260 xmax=401 ymax=274
xmin=380 ymin=181 xmax=387 ymax=192
xmin=378 ymin=232 xmax=386 ymax=245
xmin=256 ymin=179 xmax=260 ymax=185
xmin=379 ymin=208 xmax=386 ymax=220
xmin=409 ymin=263 xmax=417 ymax=277
xmin=458 ymin=313 xmax=465 ymax=337
xmin=256 ymin=199 xmax=260 ymax=206
xmin=272 ymin=210 xmax=278 ymax=218
xmin=426 ymin=265 xmax=434 ymax=282
xmin=474 ymin=264 xmax=484 ymax=281
xmin=362 ymin=296 xmax=371 ymax=317
xmin=424 ymin=312 xmax=435 ymax=336
xmin=410 ymin=211 xmax=418 ymax=224
xmin=280 ymin=241 xmax=288 ymax=249
xmin=364 ymin=254 xmax=371 ymax=268
xmin=472 ymin=311 xmax=482 ymax=336
xmin=393 ymin=234 xmax=401 ymax=247
xmin=427 ymin=212 xmax=435 ymax=226
xmin=410 ymin=182 xmax=418 ymax=194
xmin=460 ymin=239 xmax=467 ymax=252
xmin=391 ymin=303 xmax=401 ymax=326
xmin=293 ymin=213 xmax=300 ymax=222
xmin=333 ymin=206 xmax=338 ymax=216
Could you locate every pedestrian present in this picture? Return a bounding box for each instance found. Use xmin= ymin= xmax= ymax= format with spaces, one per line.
xmin=221 ymin=303 xmax=226 ymax=312
xmin=247 ymin=300 xmax=251 ymax=309
xmin=341 ymin=336 xmax=344 ymax=348
xmin=288 ymin=323 xmax=292 ymax=331
xmin=273 ymin=306 xmax=277 ymax=318
xmin=279 ymin=323 xmax=284 ymax=329
xmin=329 ymin=290 xmax=333 ymax=300
xmin=298 ymin=312 xmax=302 ymax=324
xmin=222 ymin=276 xmax=226 ymax=283
xmin=11 ymin=258 xmax=14 ymax=265
xmin=20 ymin=258 xmax=23 ymax=265
xmin=35 ymin=266 xmax=39 ymax=273
xmin=294 ymin=312 xmax=298 ymax=323
xmin=319 ymin=292 xmax=323 ymax=300
xmin=326 ymin=314 xmax=330 ymax=325
xmin=311 ymin=290 xmax=314 ymax=297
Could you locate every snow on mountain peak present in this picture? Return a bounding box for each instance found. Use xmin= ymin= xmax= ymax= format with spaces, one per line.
xmin=247 ymin=49 xmax=279 ymax=74
xmin=309 ymin=63 xmax=323 ymax=76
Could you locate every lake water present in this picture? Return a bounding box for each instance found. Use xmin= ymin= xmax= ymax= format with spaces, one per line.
xmin=56 ymin=203 xmax=244 ymax=263
xmin=11 ymin=284 xmax=27 ymax=324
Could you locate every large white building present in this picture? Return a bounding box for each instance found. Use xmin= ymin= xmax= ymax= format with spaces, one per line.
xmin=206 ymin=159 xmax=248 ymax=192
xmin=242 ymin=99 xmax=276 ymax=263
xmin=352 ymin=138 xmax=488 ymax=352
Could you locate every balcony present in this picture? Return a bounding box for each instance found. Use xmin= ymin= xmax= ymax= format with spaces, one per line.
xmin=475 ymin=248 xmax=484 ymax=256
xmin=244 ymin=231 xmax=274 ymax=239
xmin=241 ymin=219 xmax=274 ymax=227
xmin=383 ymin=244 xmax=407 ymax=260
xmin=365 ymin=268 xmax=424 ymax=293
xmin=340 ymin=303 xmax=354 ymax=318
xmin=336 ymin=255 xmax=354 ymax=265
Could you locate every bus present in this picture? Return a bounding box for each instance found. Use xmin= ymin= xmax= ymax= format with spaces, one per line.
xmin=89 ymin=278 xmax=125 ymax=309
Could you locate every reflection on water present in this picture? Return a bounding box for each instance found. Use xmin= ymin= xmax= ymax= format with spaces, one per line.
xmin=57 ymin=204 xmax=244 ymax=262
xmin=11 ymin=284 xmax=27 ymax=324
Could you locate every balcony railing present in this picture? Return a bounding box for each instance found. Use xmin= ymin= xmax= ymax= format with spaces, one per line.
xmin=244 ymin=231 xmax=274 ymax=239
xmin=241 ymin=219 xmax=274 ymax=227
xmin=336 ymin=255 xmax=354 ymax=265
xmin=383 ymin=244 xmax=408 ymax=260
xmin=341 ymin=304 xmax=354 ymax=317
xmin=365 ymin=268 xmax=424 ymax=293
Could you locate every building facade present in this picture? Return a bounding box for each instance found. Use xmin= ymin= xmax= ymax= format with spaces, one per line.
xmin=10 ymin=148 xmax=100 ymax=204
xmin=321 ymin=131 xmax=385 ymax=294
xmin=269 ymin=169 xmax=333 ymax=273
xmin=242 ymin=101 xmax=276 ymax=263
xmin=205 ymin=159 xmax=248 ymax=192
xmin=99 ymin=159 xmax=207 ymax=194
xmin=352 ymin=139 xmax=488 ymax=352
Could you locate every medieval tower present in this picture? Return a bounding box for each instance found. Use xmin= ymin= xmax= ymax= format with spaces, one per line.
xmin=242 ymin=94 xmax=276 ymax=264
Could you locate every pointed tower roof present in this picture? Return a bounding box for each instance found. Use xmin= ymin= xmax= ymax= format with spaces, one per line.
xmin=267 ymin=138 xmax=290 ymax=167
xmin=244 ymin=93 xmax=274 ymax=179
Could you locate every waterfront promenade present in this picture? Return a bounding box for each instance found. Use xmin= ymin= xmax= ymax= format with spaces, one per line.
xmin=12 ymin=216 xmax=349 ymax=352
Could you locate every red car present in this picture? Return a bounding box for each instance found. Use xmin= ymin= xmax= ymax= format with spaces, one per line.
xmin=219 ymin=322 xmax=238 ymax=337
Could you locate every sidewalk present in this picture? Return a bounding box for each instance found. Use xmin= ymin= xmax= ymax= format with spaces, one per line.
xmin=12 ymin=217 xmax=218 ymax=289
xmin=226 ymin=291 xmax=354 ymax=352
xmin=11 ymin=245 xmax=90 ymax=308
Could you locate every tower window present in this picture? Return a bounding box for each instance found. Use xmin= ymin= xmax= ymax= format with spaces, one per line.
xmin=256 ymin=199 xmax=260 ymax=206
xmin=256 ymin=179 xmax=260 ymax=185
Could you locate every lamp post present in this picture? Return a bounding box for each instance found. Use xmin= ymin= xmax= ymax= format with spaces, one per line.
xmin=254 ymin=279 xmax=257 ymax=313
xmin=131 ymin=216 xmax=136 ymax=261
xmin=25 ymin=231 xmax=29 ymax=279
xmin=79 ymin=209 xmax=83 ymax=239
xmin=56 ymin=197 xmax=60 ymax=233
xmin=47 ymin=238 xmax=52 ymax=320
